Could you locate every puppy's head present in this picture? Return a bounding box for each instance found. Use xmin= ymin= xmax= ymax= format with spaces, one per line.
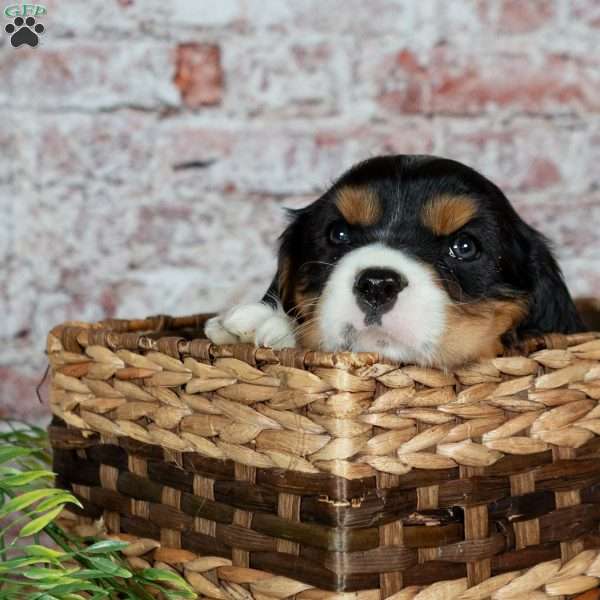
xmin=275 ymin=155 xmax=584 ymax=367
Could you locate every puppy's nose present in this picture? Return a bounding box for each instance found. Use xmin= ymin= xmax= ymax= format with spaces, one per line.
xmin=354 ymin=268 xmax=407 ymax=315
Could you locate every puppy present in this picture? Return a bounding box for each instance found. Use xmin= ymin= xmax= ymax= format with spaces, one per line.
xmin=206 ymin=155 xmax=584 ymax=368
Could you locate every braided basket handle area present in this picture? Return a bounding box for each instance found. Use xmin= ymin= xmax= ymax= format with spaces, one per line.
xmin=49 ymin=311 xmax=599 ymax=369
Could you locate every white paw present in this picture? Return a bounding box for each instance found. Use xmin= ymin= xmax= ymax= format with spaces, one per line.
xmin=255 ymin=313 xmax=296 ymax=349
xmin=222 ymin=302 xmax=274 ymax=342
xmin=204 ymin=315 xmax=238 ymax=344
xmin=205 ymin=302 xmax=297 ymax=349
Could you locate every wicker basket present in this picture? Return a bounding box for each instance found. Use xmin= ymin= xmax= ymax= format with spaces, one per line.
xmin=48 ymin=313 xmax=600 ymax=599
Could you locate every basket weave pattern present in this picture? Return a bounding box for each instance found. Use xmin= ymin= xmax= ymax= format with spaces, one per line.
xmin=48 ymin=314 xmax=600 ymax=599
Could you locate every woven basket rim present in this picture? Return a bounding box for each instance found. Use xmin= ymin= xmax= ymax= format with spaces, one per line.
xmin=49 ymin=312 xmax=600 ymax=370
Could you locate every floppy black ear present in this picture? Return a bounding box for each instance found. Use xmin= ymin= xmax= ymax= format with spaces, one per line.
xmin=261 ymin=209 xmax=304 ymax=312
xmin=261 ymin=273 xmax=280 ymax=309
xmin=516 ymin=227 xmax=585 ymax=336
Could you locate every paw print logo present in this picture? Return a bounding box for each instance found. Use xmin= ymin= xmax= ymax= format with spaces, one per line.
xmin=5 ymin=16 xmax=45 ymax=48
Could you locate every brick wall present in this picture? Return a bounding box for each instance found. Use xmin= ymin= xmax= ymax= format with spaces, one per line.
xmin=1 ymin=0 xmax=599 ymax=420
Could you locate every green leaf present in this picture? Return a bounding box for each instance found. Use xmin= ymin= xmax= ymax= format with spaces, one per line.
xmin=141 ymin=568 xmax=194 ymax=591
xmin=25 ymin=544 xmax=66 ymax=560
xmin=0 ymin=447 xmax=33 ymax=465
xmin=86 ymin=556 xmax=132 ymax=578
xmin=34 ymin=491 xmax=82 ymax=513
xmin=84 ymin=539 xmax=130 ymax=554
xmin=23 ymin=567 xmax=76 ymax=580
xmin=19 ymin=505 xmax=64 ymax=537
xmin=37 ymin=581 xmax=107 ymax=595
xmin=0 ymin=466 xmax=20 ymax=476
xmin=1 ymin=470 xmax=54 ymax=487
xmin=71 ymin=568 xmax=121 ymax=580
xmin=36 ymin=577 xmax=82 ymax=589
xmin=0 ymin=557 xmax=56 ymax=572
xmin=163 ymin=590 xmax=198 ymax=600
xmin=0 ymin=488 xmax=64 ymax=518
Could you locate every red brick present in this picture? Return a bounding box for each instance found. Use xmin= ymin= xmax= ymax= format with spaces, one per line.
xmin=174 ymin=44 xmax=223 ymax=108
xmin=477 ymin=0 xmax=556 ymax=33
xmin=520 ymin=158 xmax=561 ymax=190
xmin=376 ymin=48 xmax=600 ymax=115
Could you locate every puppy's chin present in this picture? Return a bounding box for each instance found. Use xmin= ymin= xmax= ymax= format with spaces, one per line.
xmin=341 ymin=325 xmax=438 ymax=365
xmin=316 ymin=243 xmax=448 ymax=365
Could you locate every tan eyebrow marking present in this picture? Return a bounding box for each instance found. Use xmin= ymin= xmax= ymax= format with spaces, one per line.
xmin=335 ymin=186 xmax=382 ymax=226
xmin=421 ymin=194 xmax=478 ymax=236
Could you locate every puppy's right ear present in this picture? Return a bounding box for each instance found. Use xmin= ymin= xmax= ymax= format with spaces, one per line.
xmin=261 ymin=209 xmax=304 ymax=313
xmin=261 ymin=256 xmax=293 ymax=312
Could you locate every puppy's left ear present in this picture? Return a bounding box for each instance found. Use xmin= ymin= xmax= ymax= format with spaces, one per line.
xmin=516 ymin=227 xmax=585 ymax=336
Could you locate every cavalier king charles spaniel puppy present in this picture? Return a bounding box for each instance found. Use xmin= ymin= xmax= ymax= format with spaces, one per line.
xmin=206 ymin=155 xmax=584 ymax=368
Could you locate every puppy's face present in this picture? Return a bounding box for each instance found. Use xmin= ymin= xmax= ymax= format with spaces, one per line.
xmin=275 ymin=155 xmax=582 ymax=367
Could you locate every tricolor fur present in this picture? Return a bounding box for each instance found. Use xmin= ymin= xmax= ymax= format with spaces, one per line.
xmin=206 ymin=155 xmax=584 ymax=368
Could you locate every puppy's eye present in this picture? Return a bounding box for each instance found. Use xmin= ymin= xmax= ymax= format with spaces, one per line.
xmin=449 ymin=233 xmax=479 ymax=261
xmin=329 ymin=221 xmax=351 ymax=245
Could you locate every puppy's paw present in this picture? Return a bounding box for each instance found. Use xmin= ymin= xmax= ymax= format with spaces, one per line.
xmin=255 ymin=312 xmax=297 ymax=349
xmin=205 ymin=303 xmax=297 ymax=349
xmin=222 ymin=303 xmax=276 ymax=342
xmin=204 ymin=314 xmax=239 ymax=345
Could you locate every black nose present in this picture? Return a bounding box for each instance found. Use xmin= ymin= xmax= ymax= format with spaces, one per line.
xmin=354 ymin=268 xmax=407 ymax=316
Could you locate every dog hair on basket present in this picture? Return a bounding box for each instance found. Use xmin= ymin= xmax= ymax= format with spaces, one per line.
xmin=205 ymin=155 xmax=585 ymax=369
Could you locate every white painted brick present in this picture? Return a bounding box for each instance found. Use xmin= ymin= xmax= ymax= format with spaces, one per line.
xmin=169 ymin=0 xmax=243 ymax=26
xmin=0 ymin=42 xmax=179 ymax=110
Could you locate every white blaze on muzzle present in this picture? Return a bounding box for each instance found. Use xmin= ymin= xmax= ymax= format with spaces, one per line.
xmin=318 ymin=243 xmax=449 ymax=364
